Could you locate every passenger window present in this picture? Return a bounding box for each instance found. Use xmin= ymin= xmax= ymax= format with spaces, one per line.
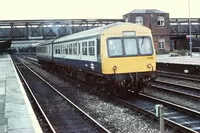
xmin=73 ymin=43 xmax=77 ymax=55
xmin=82 ymin=42 xmax=87 ymax=55
xmin=89 ymin=41 xmax=95 ymax=56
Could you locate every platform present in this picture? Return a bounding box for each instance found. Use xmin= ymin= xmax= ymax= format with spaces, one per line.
xmin=156 ymin=52 xmax=200 ymax=65
xmin=0 ymin=54 xmax=42 ymax=133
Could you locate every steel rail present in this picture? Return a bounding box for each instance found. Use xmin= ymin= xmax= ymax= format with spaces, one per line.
xmin=157 ymin=70 xmax=200 ymax=82
xmin=151 ymin=80 xmax=200 ymax=100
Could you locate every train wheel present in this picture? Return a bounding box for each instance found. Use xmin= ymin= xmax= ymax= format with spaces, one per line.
xmin=114 ymin=83 xmax=128 ymax=98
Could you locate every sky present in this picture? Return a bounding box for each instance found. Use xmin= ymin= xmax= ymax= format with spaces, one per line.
xmin=0 ymin=0 xmax=199 ymax=20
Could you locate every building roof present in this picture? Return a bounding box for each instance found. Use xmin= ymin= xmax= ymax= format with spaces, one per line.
xmin=128 ymin=9 xmax=167 ymax=14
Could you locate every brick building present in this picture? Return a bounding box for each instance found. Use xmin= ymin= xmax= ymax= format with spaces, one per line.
xmin=123 ymin=9 xmax=171 ymax=53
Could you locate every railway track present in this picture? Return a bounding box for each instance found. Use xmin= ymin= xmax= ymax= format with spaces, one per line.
xmin=115 ymin=93 xmax=200 ymax=133
xmin=157 ymin=70 xmax=200 ymax=83
xmin=12 ymin=56 xmax=110 ymax=133
xmin=150 ymin=70 xmax=200 ymax=111
xmin=151 ymin=80 xmax=200 ymax=100
xmin=23 ymin=55 xmax=200 ymax=132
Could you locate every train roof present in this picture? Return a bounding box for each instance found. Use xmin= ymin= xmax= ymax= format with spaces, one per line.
xmin=54 ymin=22 xmax=150 ymax=43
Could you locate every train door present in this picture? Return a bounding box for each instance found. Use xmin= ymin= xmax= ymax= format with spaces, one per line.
xmin=87 ymin=38 xmax=98 ymax=62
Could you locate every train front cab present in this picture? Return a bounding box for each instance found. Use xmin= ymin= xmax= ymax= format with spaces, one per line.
xmin=100 ymin=24 xmax=156 ymax=97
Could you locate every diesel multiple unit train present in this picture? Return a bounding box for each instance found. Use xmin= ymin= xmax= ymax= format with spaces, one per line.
xmin=36 ymin=22 xmax=157 ymax=97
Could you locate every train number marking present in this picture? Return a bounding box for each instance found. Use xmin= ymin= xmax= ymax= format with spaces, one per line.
xmin=147 ymin=57 xmax=153 ymax=59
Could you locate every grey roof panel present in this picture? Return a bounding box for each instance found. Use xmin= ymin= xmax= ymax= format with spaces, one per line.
xmin=129 ymin=9 xmax=167 ymax=14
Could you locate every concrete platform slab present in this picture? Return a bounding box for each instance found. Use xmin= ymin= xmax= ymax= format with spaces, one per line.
xmin=8 ymin=128 xmax=34 ymax=133
xmin=0 ymin=125 xmax=7 ymax=133
xmin=0 ymin=118 xmax=7 ymax=126
xmin=5 ymin=102 xmax=29 ymax=118
xmin=157 ymin=52 xmax=200 ymax=65
xmin=8 ymin=118 xmax=33 ymax=129
xmin=0 ymin=85 xmax=5 ymax=95
xmin=0 ymin=75 xmax=6 ymax=82
xmin=0 ymin=54 xmax=42 ymax=133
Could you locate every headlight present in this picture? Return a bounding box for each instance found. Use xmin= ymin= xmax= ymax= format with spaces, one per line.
xmin=147 ymin=64 xmax=152 ymax=68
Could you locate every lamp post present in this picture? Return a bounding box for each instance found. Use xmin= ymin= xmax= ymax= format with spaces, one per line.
xmin=188 ymin=0 xmax=192 ymax=56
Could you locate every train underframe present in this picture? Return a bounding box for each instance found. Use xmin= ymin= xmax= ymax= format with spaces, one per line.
xmin=39 ymin=60 xmax=157 ymax=98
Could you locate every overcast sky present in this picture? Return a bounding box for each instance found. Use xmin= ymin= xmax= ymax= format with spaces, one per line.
xmin=0 ymin=0 xmax=199 ymax=20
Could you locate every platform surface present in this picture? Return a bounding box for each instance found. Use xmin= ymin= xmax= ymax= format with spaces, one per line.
xmin=156 ymin=52 xmax=200 ymax=65
xmin=0 ymin=54 xmax=42 ymax=133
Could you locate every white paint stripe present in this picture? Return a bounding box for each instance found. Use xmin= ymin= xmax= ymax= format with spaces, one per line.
xmin=10 ymin=55 xmax=43 ymax=133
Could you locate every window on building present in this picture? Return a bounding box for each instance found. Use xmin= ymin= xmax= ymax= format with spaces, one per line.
xmin=158 ymin=16 xmax=165 ymax=26
xmin=135 ymin=16 xmax=143 ymax=25
xmin=125 ymin=17 xmax=129 ymax=22
xmin=158 ymin=39 xmax=165 ymax=50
